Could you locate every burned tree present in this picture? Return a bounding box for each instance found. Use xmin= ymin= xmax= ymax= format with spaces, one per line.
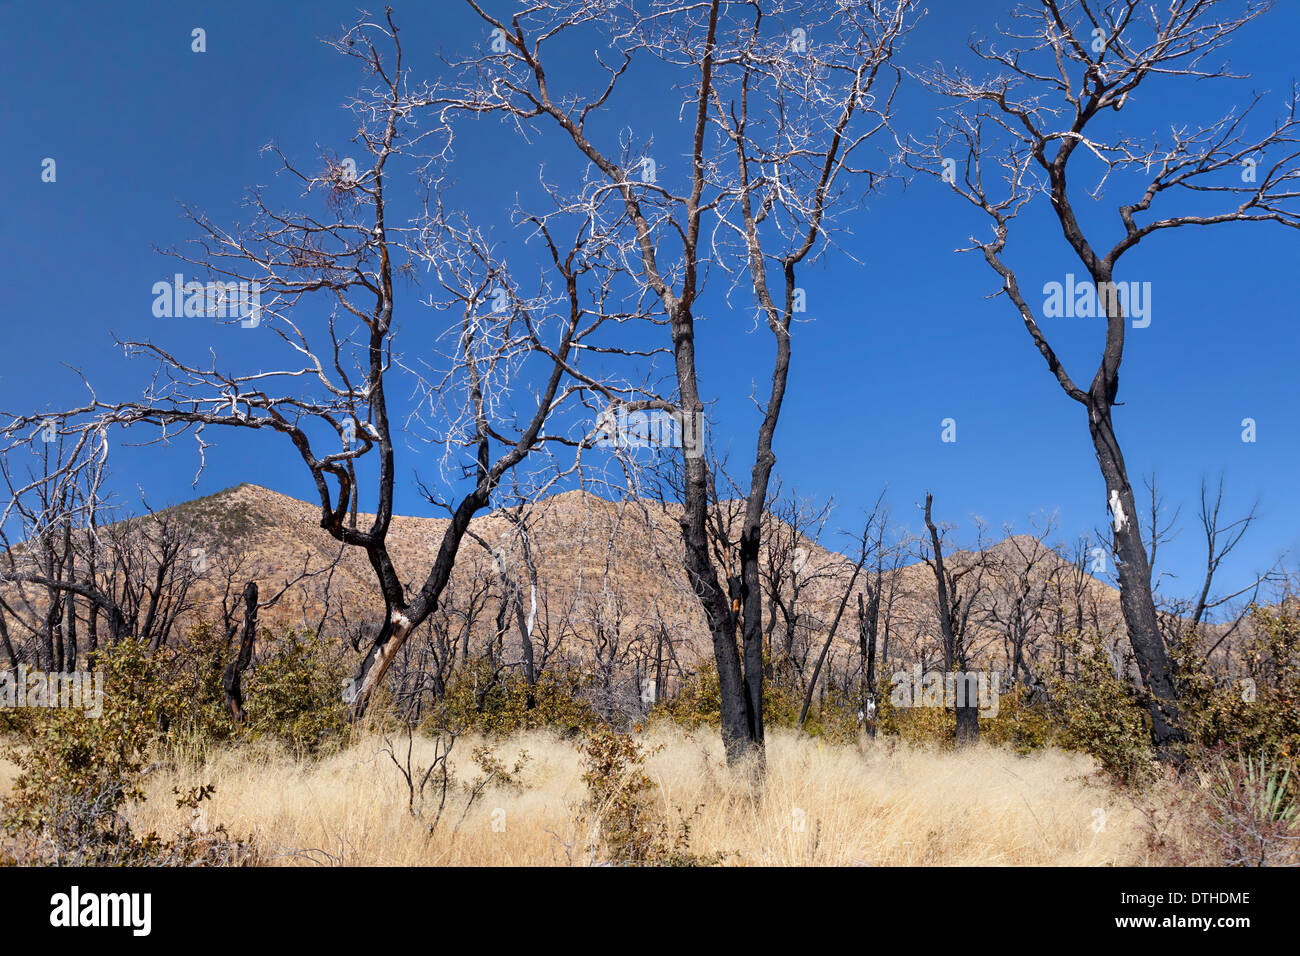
xmin=0 ymin=431 xmax=204 ymax=660
xmin=446 ymin=0 xmax=917 ymax=763
xmin=906 ymin=0 xmax=1300 ymax=758
xmin=759 ymin=482 xmax=839 ymax=681
xmin=853 ymin=496 xmax=896 ymax=736
xmin=920 ymin=492 xmax=993 ymax=745
xmin=1 ymin=12 xmax=624 ymax=717
xmin=985 ymin=516 xmax=1061 ymax=696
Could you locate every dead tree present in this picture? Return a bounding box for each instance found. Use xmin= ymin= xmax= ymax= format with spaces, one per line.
xmin=905 ymin=0 xmax=1300 ymax=759
xmin=445 ymin=0 xmax=917 ymax=764
xmin=1144 ymin=474 xmax=1275 ymax=659
xmin=759 ymin=482 xmax=838 ymax=681
xmin=853 ymin=495 xmax=893 ymax=735
xmin=1190 ymin=476 xmax=1275 ymax=655
xmin=920 ymin=492 xmax=992 ymax=745
xmin=796 ymin=520 xmax=876 ymax=730
xmin=466 ymin=500 xmax=542 ymax=708
xmin=222 ymin=581 xmax=258 ymax=722
xmin=1 ymin=13 xmax=626 ymax=717
xmin=0 ymin=431 xmax=158 ymax=660
xmin=985 ymin=515 xmax=1060 ymax=694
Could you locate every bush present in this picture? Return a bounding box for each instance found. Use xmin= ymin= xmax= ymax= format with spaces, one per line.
xmin=874 ymin=686 xmax=954 ymax=746
xmin=160 ymin=619 xmax=239 ymax=746
xmin=650 ymin=662 xmax=722 ymax=729
xmin=651 ymin=659 xmax=859 ymax=743
xmin=1173 ymin=605 xmax=1300 ymax=766
xmin=430 ymin=659 xmax=599 ymax=738
xmin=1048 ymin=631 xmax=1156 ymax=786
xmin=0 ymin=638 xmax=253 ymax=866
xmin=981 ymin=684 xmax=1055 ymax=755
xmin=579 ymin=729 xmax=718 ymax=866
xmin=241 ymin=627 xmax=350 ymax=754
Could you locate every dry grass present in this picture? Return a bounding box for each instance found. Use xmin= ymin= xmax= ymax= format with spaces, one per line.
xmin=10 ymin=727 xmax=1150 ymax=866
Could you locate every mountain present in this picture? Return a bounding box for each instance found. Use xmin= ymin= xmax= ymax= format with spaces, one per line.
xmin=0 ymin=480 xmax=1125 ymax=684
xmin=153 ymin=483 xmax=1123 ymax=675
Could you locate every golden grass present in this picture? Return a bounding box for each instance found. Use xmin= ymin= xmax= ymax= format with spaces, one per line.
xmin=22 ymin=726 xmax=1149 ymax=866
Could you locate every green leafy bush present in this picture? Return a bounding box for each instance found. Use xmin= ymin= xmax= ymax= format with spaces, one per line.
xmin=579 ymin=729 xmax=718 ymax=866
xmin=1048 ymin=631 xmax=1156 ymax=786
xmin=0 ymin=638 xmax=253 ymax=865
xmin=430 ymin=659 xmax=599 ymax=738
xmin=242 ymin=627 xmax=349 ymax=754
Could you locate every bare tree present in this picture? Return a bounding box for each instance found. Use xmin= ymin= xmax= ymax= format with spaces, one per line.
xmin=1143 ymin=474 xmax=1276 ymax=658
xmin=852 ymin=495 xmax=898 ymax=735
xmin=905 ymin=0 xmax=1300 ymax=758
xmin=796 ymin=518 xmax=877 ymax=730
xmin=0 ymin=432 xmax=205 ymax=659
xmin=985 ymin=514 xmax=1060 ymax=695
xmin=466 ymin=500 xmax=543 ymax=708
xmin=1190 ymin=476 xmax=1276 ymax=646
xmin=1 ymin=12 xmax=621 ymax=717
xmin=920 ymin=492 xmax=993 ymax=745
xmin=444 ymin=0 xmax=917 ymax=763
xmin=760 ymin=482 xmax=839 ymax=680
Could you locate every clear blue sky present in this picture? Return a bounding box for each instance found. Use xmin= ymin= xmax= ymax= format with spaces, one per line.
xmin=2 ymin=1 xmax=1296 ymax=613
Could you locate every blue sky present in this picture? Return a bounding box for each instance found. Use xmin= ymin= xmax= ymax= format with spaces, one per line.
xmin=1 ymin=1 xmax=1297 ymax=613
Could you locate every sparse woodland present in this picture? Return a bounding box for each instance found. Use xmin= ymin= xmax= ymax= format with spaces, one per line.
xmin=2 ymin=0 xmax=1299 ymax=868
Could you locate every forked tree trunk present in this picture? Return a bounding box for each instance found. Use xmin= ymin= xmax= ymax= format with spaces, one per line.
xmin=680 ymin=470 xmax=751 ymax=763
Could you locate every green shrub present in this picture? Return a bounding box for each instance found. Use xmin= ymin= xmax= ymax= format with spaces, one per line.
xmin=1174 ymin=605 xmax=1300 ymax=767
xmin=0 ymin=638 xmax=252 ymax=865
xmin=1048 ymin=631 xmax=1156 ymax=786
xmin=241 ymin=627 xmax=349 ymax=754
xmin=981 ymin=685 xmax=1055 ymax=754
xmin=430 ymin=659 xmax=599 ymax=738
xmin=579 ymin=729 xmax=718 ymax=866
xmin=650 ymin=662 xmax=722 ymax=729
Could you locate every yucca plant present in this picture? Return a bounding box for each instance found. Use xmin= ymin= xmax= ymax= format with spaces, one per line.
xmin=1199 ymin=752 xmax=1300 ymax=866
xmin=1214 ymin=754 xmax=1298 ymax=827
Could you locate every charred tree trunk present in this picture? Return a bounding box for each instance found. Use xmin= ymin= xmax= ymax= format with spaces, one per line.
xmin=511 ymin=587 xmax=537 ymax=709
xmin=63 ymin=590 xmax=77 ymax=673
xmin=683 ymin=492 xmax=748 ymax=765
xmin=347 ymin=488 xmax=490 ymax=720
xmin=0 ymin=614 xmax=18 ymax=669
xmin=1087 ymin=400 xmax=1186 ymax=758
xmin=738 ymin=524 xmax=766 ymax=758
xmin=924 ymin=492 xmax=980 ymax=746
xmin=222 ymin=581 xmax=258 ymax=723
xmin=86 ymin=603 xmax=98 ymax=662
xmin=858 ymin=592 xmax=879 ymax=738
xmin=798 ymin=554 xmax=866 ymax=731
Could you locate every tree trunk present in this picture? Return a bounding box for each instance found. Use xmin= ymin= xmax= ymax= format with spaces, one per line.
xmin=0 ymin=614 xmax=18 ymax=669
xmin=222 ymin=581 xmax=258 ymax=722
xmin=859 ymin=593 xmax=879 ymax=738
xmin=954 ymin=699 xmax=980 ymax=745
xmin=511 ymin=585 xmax=537 ymax=709
xmin=924 ymin=492 xmax=979 ymax=746
xmin=1088 ymin=406 xmax=1186 ymax=758
xmin=64 ymin=590 xmax=77 ymax=673
xmin=738 ymin=525 xmax=765 ymax=757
